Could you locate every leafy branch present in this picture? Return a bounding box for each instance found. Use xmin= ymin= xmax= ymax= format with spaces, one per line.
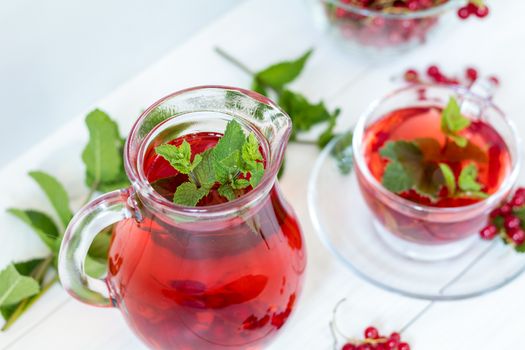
xmin=0 ymin=109 xmax=128 ymax=331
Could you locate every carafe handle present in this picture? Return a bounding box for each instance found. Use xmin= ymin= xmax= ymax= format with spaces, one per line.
xmin=58 ymin=188 xmax=135 ymax=307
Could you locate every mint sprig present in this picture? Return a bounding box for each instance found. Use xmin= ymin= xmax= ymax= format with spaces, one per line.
xmin=155 ymin=120 xmax=265 ymax=207
xmin=1 ymin=109 xmax=125 ymax=331
xmin=215 ymin=47 xmax=342 ymax=173
xmin=441 ymin=97 xmax=471 ymax=147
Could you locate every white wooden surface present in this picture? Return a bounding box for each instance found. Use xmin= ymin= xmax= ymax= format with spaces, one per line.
xmin=1 ymin=0 xmax=525 ymax=349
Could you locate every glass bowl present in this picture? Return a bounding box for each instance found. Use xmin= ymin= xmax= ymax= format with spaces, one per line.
xmin=307 ymin=0 xmax=463 ymax=55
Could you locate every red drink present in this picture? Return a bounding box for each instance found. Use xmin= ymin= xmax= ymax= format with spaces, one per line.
xmin=356 ymin=105 xmax=512 ymax=246
xmin=363 ymin=106 xmax=511 ymax=207
xmin=106 ymin=132 xmax=306 ymax=349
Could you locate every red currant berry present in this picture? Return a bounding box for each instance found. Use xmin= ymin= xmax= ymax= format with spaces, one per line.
xmin=465 ymin=67 xmax=478 ymax=81
xmin=504 ymin=216 xmax=521 ymax=231
xmin=500 ymin=204 xmax=512 ymax=216
xmin=385 ymin=339 xmax=398 ymax=349
xmin=404 ymin=69 xmax=419 ymax=83
xmin=480 ymin=224 xmax=498 ymax=240
xmin=509 ymin=228 xmax=525 ymax=245
xmin=342 ymin=343 xmax=357 ymax=350
xmin=475 ymin=5 xmax=489 ymax=18
xmin=364 ymin=326 xmax=379 ymax=339
xmin=511 ymin=195 xmax=525 ymax=208
xmin=488 ymin=75 xmax=500 ymax=86
xmin=389 ymin=332 xmax=401 ymax=342
xmin=516 ymin=188 xmax=525 ymax=197
xmin=357 ymin=344 xmax=372 ymax=350
xmin=398 ymin=343 xmax=411 ymax=350
xmin=376 ymin=344 xmax=387 ymax=350
xmin=490 ymin=208 xmax=501 ymax=218
xmin=457 ymin=6 xmax=470 ymax=19
xmin=426 ymin=65 xmax=440 ymax=77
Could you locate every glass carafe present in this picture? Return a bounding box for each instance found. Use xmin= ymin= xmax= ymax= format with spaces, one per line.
xmin=58 ymin=86 xmax=307 ymax=349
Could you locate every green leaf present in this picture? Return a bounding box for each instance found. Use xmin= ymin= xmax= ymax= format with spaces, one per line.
xmin=155 ymin=141 xmax=202 ymax=175
xmin=0 ymin=265 xmax=40 ymax=307
xmin=318 ymin=109 xmax=340 ymax=148
xmin=28 ymin=171 xmax=72 ymax=228
xmin=380 ymin=141 xmax=423 ymax=163
xmin=212 ymin=120 xmax=246 ymax=161
xmin=249 ymin=162 xmax=265 ymax=189
xmin=232 ymin=178 xmax=250 ymax=190
xmin=514 ymin=207 xmax=525 ymax=223
xmin=439 ymin=163 xmax=456 ymax=195
xmin=218 ymin=184 xmax=236 ymax=201
xmin=381 ymin=161 xmax=415 ymax=193
xmin=251 ymin=80 xmax=268 ymax=96
xmin=82 ymin=109 xmax=127 ymax=191
xmin=7 ymin=209 xmax=59 ymax=251
xmin=253 ymin=49 xmax=313 ymax=91
xmin=84 ymin=256 xmax=107 ymax=278
xmin=13 ymin=259 xmax=46 ymax=277
xmin=192 ymin=150 xmax=216 ymax=187
xmin=88 ymin=230 xmax=112 ymax=261
xmin=441 ymin=97 xmax=471 ymax=147
xmin=458 ymin=163 xmax=482 ymax=192
xmin=211 ymin=120 xmax=246 ymax=182
xmin=331 ymin=130 xmax=353 ymax=175
xmin=278 ymin=90 xmax=334 ymax=139
xmin=241 ymin=133 xmax=263 ymax=170
xmin=173 ymin=182 xmax=210 ymax=206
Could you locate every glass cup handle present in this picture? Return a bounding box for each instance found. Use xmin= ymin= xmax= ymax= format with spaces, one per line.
xmin=58 ymin=188 xmax=136 ymax=307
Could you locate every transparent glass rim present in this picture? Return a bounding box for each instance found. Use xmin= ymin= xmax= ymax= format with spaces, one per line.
xmin=321 ymin=0 xmax=463 ymax=19
xmin=352 ymin=83 xmax=523 ymax=216
xmin=125 ymin=85 xmax=291 ymax=219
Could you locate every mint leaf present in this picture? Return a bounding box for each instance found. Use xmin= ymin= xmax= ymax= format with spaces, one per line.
xmin=82 ymin=109 xmax=128 ymax=192
xmin=382 ymin=161 xmax=415 ymax=193
xmin=458 ymin=163 xmax=482 ymax=192
xmin=249 ymin=162 xmax=265 ymax=188
xmin=155 ymin=141 xmax=202 ymax=175
xmin=278 ymin=90 xmax=337 ymax=141
xmin=212 ymin=120 xmax=246 ymax=160
xmin=211 ymin=121 xmax=246 ymax=183
xmin=441 ymin=97 xmax=471 ymax=147
xmin=28 ymin=171 xmax=72 ymax=228
xmin=253 ymin=49 xmax=313 ymax=91
xmin=218 ymin=184 xmax=236 ymax=201
xmin=84 ymin=256 xmax=107 ymax=278
xmin=241 ymin=133 xmax=263 ymax=170
xmin=192 ymin=150 xmax=216 ymax=187
xmin=439 ymin=163 xmax=456 ymax=195
xmin=173 ymin=182 xmax=210 ymax=206
xmin=380 ymin=141 xmax=423 ymax=163
xmin=0 ymin=265 xmax=40 ymax=307
xmin=331 ymin=131 xmax=353 ymax=175
xmin=232 ymin=178 xmax=250 ymax=190
xmin=7 ymin=209 xmax=59 ymax=251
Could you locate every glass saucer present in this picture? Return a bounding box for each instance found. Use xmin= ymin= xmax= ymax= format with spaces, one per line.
xmin=308 ymin=135 xmax=525 ymax=301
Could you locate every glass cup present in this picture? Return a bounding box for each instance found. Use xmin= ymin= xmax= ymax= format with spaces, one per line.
xmin=352 ymin=84 xmax=522 ymax=261
xmin=307 ymin=0 xmax=461 ymax=55
xmin=58 ymin=86 xmax=307 ymax=349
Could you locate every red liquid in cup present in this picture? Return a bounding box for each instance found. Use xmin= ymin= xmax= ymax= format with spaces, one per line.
xmin=357 ymin=106 xmax=511 ymax=243
xmin=106 ymin=133 xmax=306 ymax=349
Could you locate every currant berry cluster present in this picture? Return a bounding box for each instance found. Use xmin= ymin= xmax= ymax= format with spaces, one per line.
xmin=480 ymin=188 xmax=525 ymax=250
xmin=457 ymin=2 xmax=489 ymax=19
xmin=402 ymin=65 xmax=500 ymax=88
xmin=341 ymin=327 xmax=411 ymax=350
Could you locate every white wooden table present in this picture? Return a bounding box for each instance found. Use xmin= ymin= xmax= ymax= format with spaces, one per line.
xmin=1 ymin=0 xmax=524 ymax=349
